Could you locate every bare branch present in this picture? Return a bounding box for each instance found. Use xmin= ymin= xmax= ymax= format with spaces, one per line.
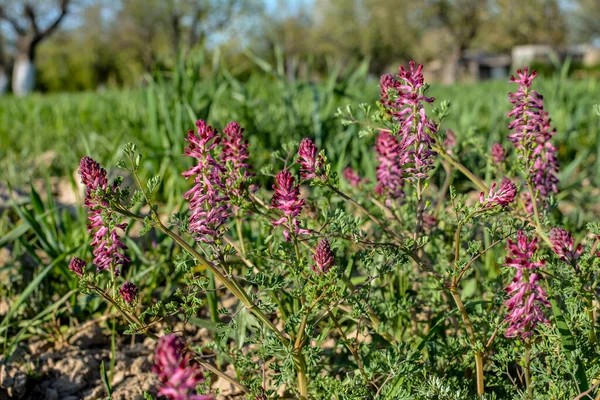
xmin=38 ymin=0 xmax=70 ymax=40
xmin=24 ymin=2 xmax=40 ymax=34
xmin=0 ymin=5 xmax=27 ymax=35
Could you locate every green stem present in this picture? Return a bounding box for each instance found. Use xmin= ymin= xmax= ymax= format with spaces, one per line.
xmin=206 ymin=272 xmax=220 ymax=324
xmin=524 ymin=339 xmax=533 ymax=399
xmin=413 ymin=179 xmax=424 ymax=247
xmin=326 ymin=184 xmax=444 ymax=281
xmin=438 ymin=150 xmax=489 ymax=193
xmin=587 ymin=298 xmax=597 ymax=345
xmin=527 ymin=183 xmax=552 ymax=247
xmin=294 ymin=349 xmax=308 ymax=399
xmin=340 ymin=275 xmax=396 ymax=343
xmin=329 ymin=313 xmax=370 ymax=384
xmin=235 ymin=211 xmax=247 ymax=256
xmin=449 ymin=286 xmax=484 ymax=396
xmin=110 ymin=318 xmax=116 ymax=384
xmin=154 ymin=218 xmax=290 ymax=346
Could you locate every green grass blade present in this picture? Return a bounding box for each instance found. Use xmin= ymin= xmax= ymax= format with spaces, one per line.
xmin=0 ymin=249 xmax=72 ymax=329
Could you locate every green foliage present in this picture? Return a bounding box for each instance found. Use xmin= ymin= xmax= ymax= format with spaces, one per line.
xmin=1 ymin=57 xmax=600 ymax=399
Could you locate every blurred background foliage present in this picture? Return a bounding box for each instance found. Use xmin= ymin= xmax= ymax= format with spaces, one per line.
xmin=0 ymin=0 xmax=599 ymax=93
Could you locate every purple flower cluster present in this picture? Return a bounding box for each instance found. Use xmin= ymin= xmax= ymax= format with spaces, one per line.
xmin=183 ymin=120 xmax=231 ymax=244
xmin=153 ymin=334 xmax=211 ymax=400
xmin=444 ymin=129 xmax=457 ymax=152
xmin=479 ymin=178 xmax=517 ymax=208
xmin=312 ymin=238 xmax=334 ymax=274
xmin=422 ymin=212 xmax=438 ymax=230
xmin=221 ymin=122 xmax=250 ymax=172
xmin=343 ymin=167 xmax=365 ymax=187
xmin=379 ymin=61 xmax=438 ymax=181
xmin=507 ymin=67 xmax=559 ymax=209
xmin=504 ymin=231 xmax=550 ymax=338
xmin=79 ymin=157 xmax=130 ymax=274
xmin=297 ymin=138 xmax=326 ymax=181
xmin=375 ymin=131 xmax=406 ymax=199
xmin=68 ymin=257 xmax=86 ymax=276
xmin=119 ymin=281 xmax=137 ymax=304
xmin=221 ymin=121 xmax=253 ymax=195
xmin=549 ymin=228 xmax=583 ymax=265
xmin=272 ymin=170 xmax=304 ymax=218
xmin=271 ymin=170 xmax=310 ymax=241
xmin=491 ymin=143 xmax=506 ymax=164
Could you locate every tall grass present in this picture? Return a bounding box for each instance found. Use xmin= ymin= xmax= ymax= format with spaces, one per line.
xmin=2 ymin=62 xmax=597 ymax=192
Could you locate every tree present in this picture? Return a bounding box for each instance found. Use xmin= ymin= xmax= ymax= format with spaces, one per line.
xmin=165 ymin=0 xmax=252 ymax=55
xmin=309 ymin=0 xmax=421 ymax=74
xmin=483 ymin=0 xmax=566 ymax=50
xmin=109 ymin=0 xmax=255 ymax=76
xmin=569 ymin=0 xmax=600 ymax=42
xmin=421 ymin=0 xmax=488 ymax=83
xmin=0 ymin=31 xmax=7 ymax=95
xmin=360 ymin=0 xmax=422 ymax=72
xmin=35 ymin=4 xmax=126 ymax=92
xmin=0 ymin=0 xmax=71 ymax=95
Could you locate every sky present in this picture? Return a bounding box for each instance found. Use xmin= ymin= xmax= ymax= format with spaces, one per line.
xmin=264 ymin=0 xmax=314 ymax=15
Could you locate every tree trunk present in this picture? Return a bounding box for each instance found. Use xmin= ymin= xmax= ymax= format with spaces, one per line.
xmin=443 ymin=45 xmax=467 ymax=85
xmin=0 ymin=34 xmax=6 ymax=96
xmin=12 ymin=55 xmax=35 ymax=96
xmin=12 ymin=36 xmax=37 ymax=96
xmin=0 ymin=67 xmax=8 ymax=95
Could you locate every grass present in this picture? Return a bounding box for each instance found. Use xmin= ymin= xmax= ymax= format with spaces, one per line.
xmin=2 ymin=63 xmax=598 ymax=190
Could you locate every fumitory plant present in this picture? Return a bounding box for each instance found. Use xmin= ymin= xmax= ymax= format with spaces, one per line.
xmin=67 ymin=62 xmax=599 ymax=399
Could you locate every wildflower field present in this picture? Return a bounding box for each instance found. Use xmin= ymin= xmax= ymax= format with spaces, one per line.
xmin=1 ymin=60 xmax=600 ymax=399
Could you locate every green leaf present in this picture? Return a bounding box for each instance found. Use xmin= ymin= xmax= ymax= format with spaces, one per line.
xmin=550 ymin=298 xmax=575 ymax=351
xmin=0 ymin=223 xmax=31 ymax=247
xmin=100 ymin=360 xmax=113 ymax=397
xmin=0 ymin=250 xmax=72 ymax=329
xmin=3 ymin=289 xmax=77 ymax=360
xmin=550 ymin=298 xmax=589 ymax=392
xmin=147 ymin=175 xmax=162 ymax=194
xmin=29 ymin=182 xmax=45 ymax=215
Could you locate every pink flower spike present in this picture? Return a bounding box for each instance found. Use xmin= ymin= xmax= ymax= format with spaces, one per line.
xmin=119 ymin=281 xmax=137 ymax=304
xmin=480 ymin=178 xmax=517 ymax=208
xmin=153 ymin=334 xmax=211 ymax=400
xmin=491 ymin=143 xmax=506 ymax=163
xmin=221 ymin=122 xmax=250 ymax=172
xmin=379 ymin=61 xmax=437 ymax=180
xmin=68 ymin=257 xmax=86 ymax=276
xmin=503 ymin=231 xmax=550 ymax=339
xmin=312 ymin=238 xmax=334 ymax=274
xmin=183 ymin=120 xmax=231 ymax=244
xmin=79 ymin=157 xmax=130 ymax=274
xmin=271 ymin=170 xmax=311 ymax=241
xmin=549 ymin=228 xmax=583 ymax=265
xmin=343 ymin=167 xmax=362 ymax=187
xmin=271 ymin=170 xmax=304 ymax=218
xmin=507 ymin=66 xmax=559 ymax=210
xmin=297 ymin=138 xmax=325 ymax=181
xmin=79 ymin=156 xmax=108 ymax=191
xmin=375 ymin=131 xmax=405 ymax=199
xmin=220 ymin=122 xmax=253 ymax=198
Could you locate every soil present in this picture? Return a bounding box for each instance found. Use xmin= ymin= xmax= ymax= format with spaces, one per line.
xmin=0 ymin=323 xmax=160 ymax=400
xmin=0 ymin=322 xmax=241 ymax=400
